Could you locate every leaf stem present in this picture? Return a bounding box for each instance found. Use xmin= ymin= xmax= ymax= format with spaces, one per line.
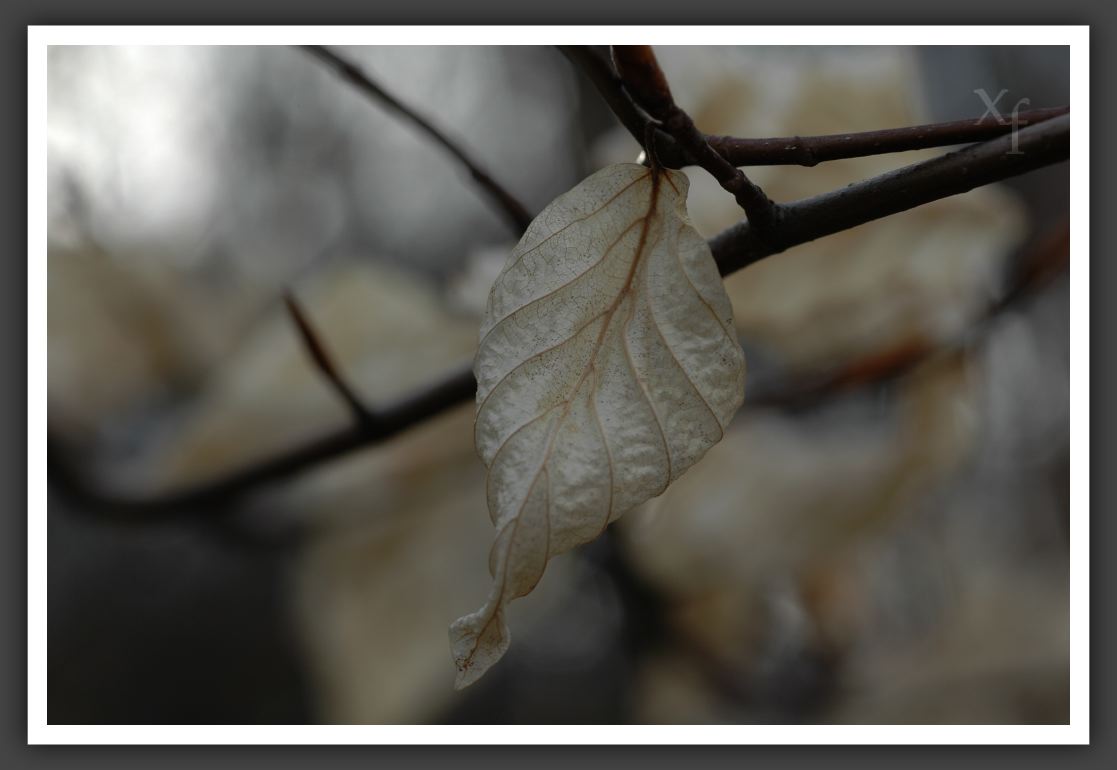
xmin=612 ymin=45 xmax=778 ymax=228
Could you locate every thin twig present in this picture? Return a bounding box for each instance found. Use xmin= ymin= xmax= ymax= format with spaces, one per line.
xmin=709 ymin=107 xmax=1069 ymax=167
xmin=560 ymin=45 xmax=1068 ymax=169
xmin=301 ymin=45 xmax=533 ymax=234
xmin=283 ymin=291 xmax=372 ymax=425
xmin=612 ymin=45 xmax=777 ymax=228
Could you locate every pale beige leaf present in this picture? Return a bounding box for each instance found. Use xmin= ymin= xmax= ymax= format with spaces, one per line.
xmin=450 ymin=163 xmax=746 ymax=688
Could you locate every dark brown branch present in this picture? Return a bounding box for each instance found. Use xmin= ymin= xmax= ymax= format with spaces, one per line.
xmin=283 ymin=291 xmax=372 ymax=425
xmin=709 ymin=106 xmax=1069 ymax=167
xmin=560 ymin=45 xmax=1068 ymax=170
xmin=556 ymin=46 xmax=663 ymax=159
xmin=49 ymin=96 xmax=1070 ymax=520
xmin=612 ymin=45 xmax=776 ymax=228
xmin=301 ymin=45 xmax=532 ymax=234
xmin=711 ymin=113 xmax=1069 ymax=276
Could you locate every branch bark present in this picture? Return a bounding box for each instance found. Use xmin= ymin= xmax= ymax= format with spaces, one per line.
xmin=708 ymin=107 xmax=1069 ymax=167
xmin=711 ymin=113 xmax=1070 ymax=275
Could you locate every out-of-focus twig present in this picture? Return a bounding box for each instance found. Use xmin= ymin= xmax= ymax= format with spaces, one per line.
xmin=301 ymin=45 xmax=533 ymax=234
xmin=745 ymin=218 xmax=1070 ymax=411
xmin=612 ymin=45 xmax=777 ymax=228
xmin=560 ymin=45 xmax=1068 ymax=169
xmin=48 ymin=363 xmax=477 ymax=519
xmin=283 ymin=291 xmax=372 ymax=425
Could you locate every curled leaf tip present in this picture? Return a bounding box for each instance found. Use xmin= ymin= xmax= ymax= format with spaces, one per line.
xmin=449 ymin=607 xmax=510 ymax=689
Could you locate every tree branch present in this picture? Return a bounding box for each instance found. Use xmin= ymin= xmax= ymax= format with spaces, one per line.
xmin=710 ymin=113 xmax=1069 ymax=276
xmin=559 ymin=45 xmax=1068 ymax=169
xmin=301 ymin=45 xmax=533 ymax=234
xmin=556 ymin=46 xmax=659 ymax=159
xmin=709 ymin=107 xmax=1069 ymax=167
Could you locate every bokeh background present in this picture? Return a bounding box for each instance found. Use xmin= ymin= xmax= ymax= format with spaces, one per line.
xmin=46 ymin=45 xmax=1070 ymax=724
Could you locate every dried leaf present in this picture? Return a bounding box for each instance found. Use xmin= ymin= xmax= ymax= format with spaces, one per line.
xmin=450 ymin=163 xmax=746 ymax=687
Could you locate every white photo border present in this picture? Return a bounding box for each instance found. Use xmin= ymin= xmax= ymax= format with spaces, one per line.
xmin=27 ymin=24 xmax=1090 ymax=745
